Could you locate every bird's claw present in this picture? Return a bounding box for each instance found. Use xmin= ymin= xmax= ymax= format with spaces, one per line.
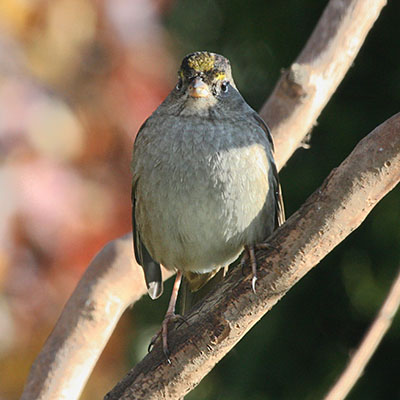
xmin=148 ymin=312 xmax=188 ymax=363
xmin=251 ymin=274 xmax=258 ymax=294
xmin=242 ymin=241 xmax=276 ymax=294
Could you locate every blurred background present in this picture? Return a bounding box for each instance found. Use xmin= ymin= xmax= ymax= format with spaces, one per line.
xmin=0 ymin=0 xmax=399 ymax=399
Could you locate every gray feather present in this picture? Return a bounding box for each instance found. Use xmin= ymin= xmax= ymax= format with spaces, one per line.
xmin=132 ymin=175 xmax=163 ymax=300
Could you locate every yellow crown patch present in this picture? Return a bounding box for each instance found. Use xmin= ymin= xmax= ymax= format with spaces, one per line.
xmin=187 ymin=53 xmax=215 ymax=73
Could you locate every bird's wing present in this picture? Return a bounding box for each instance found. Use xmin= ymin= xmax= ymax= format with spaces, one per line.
xmin=253 ymin=113 xmax=285 ymax=228
xmin=132 ymin=120 xmax=163 ymax=300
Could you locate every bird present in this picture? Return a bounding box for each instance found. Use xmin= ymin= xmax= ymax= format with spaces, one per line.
xmin=131 ymin=51 xmax=285 ymax=361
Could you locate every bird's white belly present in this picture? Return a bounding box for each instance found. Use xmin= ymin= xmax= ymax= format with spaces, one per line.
xmin=136 ymin=143 xmax=272 ymax=273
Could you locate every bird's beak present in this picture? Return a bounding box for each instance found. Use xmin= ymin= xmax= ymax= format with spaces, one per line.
xmin=188 ymin=77 xmax=211 ymax=98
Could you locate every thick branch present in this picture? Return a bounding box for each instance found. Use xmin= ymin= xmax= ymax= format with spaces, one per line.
xmin=262 ymin=0 xmax=387 ymax=169
xmin=20 ymin=235 xmax=172 ymax=400
xmin=105 ymin=114 xmax=400 ymax=399
xmin=21 ymin=1 xmax=388 ymax=398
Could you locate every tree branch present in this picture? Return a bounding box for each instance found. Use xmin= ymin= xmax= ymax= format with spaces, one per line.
xmin=262 ymin=0 xmax=387 ymax=169
xmin=324 ymin=266 xmax=400 ymax=400
xmin=21 ymin=0 xmax=389 ymax=398
xmin=20 ymin=235 xmax=173 ymax=400
xmin=105 ymin=114 xmax=400 ymax=399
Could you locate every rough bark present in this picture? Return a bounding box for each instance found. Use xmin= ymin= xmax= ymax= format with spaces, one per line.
xmin=105 ymin=114 xmax=400 ymax=400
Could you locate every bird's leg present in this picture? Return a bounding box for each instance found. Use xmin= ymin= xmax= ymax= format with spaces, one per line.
xmin=242 ymin=242 xmax=276 ymax=293
xmin=162 ymin=270 xmax=183 ymax=362
xmin=149 ymin=270 xmax=183 ymax=363
xmin=246 ymin=245 xmax=258 ymax=294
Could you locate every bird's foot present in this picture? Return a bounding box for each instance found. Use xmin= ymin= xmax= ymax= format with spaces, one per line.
xmin=148 ymin=312 xmax=188 ymax=363
xmin=241 ymin=242 xmax=277 ymax=294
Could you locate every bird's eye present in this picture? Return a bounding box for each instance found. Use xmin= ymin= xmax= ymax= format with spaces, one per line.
xmin=221 ymin=81 xmax=229 ymax=93
xmin=176 ymin=80 xmax=183 ymax=91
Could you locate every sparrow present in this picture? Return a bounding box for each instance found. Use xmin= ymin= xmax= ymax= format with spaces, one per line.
xmin=131 ymin=51 xmax=285 ymax=360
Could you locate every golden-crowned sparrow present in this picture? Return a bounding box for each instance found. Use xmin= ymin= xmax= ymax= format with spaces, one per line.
xmin=131 ymin=51 xmax=285 ymax=359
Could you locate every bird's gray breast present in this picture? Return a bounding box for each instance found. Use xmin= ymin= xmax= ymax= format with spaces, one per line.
xmin=133 ymin=114 xmax=275 ymax=273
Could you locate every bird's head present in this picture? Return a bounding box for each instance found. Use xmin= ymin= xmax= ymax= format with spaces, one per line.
xmin=176 ymin=51 xmax=236 ymax=101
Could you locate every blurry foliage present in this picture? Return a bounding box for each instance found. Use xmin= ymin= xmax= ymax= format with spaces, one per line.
xmin=0 ymin=0 xmax=173 ymax=397
xmin=0 ymin=0 xmax=399 ymax=399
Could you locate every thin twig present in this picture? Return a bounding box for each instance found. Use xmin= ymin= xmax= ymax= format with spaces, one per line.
xmin=324 ymin=266 xmax=400 ymax=400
